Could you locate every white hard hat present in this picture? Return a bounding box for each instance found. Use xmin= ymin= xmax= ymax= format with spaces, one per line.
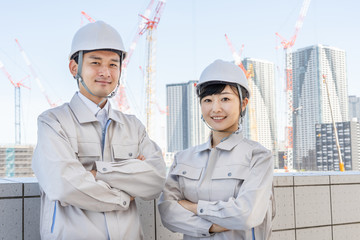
xmin=198 ymin=59 xmax=250 ymax=98
xmin=69 ymin=21 xmax=127 ymax=60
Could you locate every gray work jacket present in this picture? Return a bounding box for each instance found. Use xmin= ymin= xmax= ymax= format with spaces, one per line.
xmin=158 ymin=131 xmax=274 ymax=240
xmin=32 ymin=93 xmax=166 ymax=240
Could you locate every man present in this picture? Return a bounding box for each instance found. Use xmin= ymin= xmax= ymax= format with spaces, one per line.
xmin=32 ymin=20 xmax=166 ymax=240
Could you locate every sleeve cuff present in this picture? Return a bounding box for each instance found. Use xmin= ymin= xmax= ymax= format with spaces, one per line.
xmin=118 ymin=191 xmax=131 ymax=209
xmin=197 ymin=220 xmax=214 ymax=237
xmin=197 ymin=200 xmax=214 ymax=216
xmin=95 ymin=161 xmax=110 ymax=182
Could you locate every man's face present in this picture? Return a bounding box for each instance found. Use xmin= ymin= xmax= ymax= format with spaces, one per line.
xmin=69 ymin=50 xmax=121 ymax=105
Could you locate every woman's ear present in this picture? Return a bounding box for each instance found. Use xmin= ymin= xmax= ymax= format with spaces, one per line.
xmin=242 ymin=98 xmax=249 ymax=110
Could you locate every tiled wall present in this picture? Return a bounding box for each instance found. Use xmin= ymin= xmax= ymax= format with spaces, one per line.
xmin=0 ymin=178 xmax=40 ymax=240
xmin=1 ymin=172 xmax=360 ymax=240
xmin=272 ymin=172 xmax=360 ymax=240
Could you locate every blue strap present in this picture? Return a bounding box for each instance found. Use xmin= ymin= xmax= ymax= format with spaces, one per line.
xmin=252 ymin=227 xmax=255 ymax=240
xmin=101 ymin=119 xmax=112 ymax=156
xmin=51 ymin=201 xmax=57 ymax=233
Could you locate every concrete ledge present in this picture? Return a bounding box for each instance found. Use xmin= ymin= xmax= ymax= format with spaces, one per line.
xmin=1 ymin=172 xmax=360 ymax=240
xmin=0 ymin=178 xmax=40 ymax=240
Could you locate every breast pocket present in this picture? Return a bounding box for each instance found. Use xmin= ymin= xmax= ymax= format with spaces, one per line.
xmin=112 ymin=144 xmax=139 ymax=161
xmin=211 ymin=164 xmax=250 ymax=201
xmin=171 ymin=164 xmax=203 ymax=203
xmin=78 ymin=142 xmax=101 ymax=170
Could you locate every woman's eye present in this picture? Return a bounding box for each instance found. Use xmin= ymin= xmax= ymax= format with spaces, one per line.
xmin=222 ymin=97 xmax=230 ymax=101
xmin=203 ymin=99 xmax=211 ymax=103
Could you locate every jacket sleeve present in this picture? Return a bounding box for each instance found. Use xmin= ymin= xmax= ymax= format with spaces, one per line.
xmin=157 ymin=156 xmax=214 ymax=238
xmin=196 ymin=146 xmax=273 ymax=230
xmin=32 ymin=113 xmax=131 ymax=212
xmin=95 ymin=124 xmax=166 ymax=201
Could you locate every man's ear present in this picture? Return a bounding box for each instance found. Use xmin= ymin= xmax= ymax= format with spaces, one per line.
xmin=69 ymin=59 xmax=78 ymax=77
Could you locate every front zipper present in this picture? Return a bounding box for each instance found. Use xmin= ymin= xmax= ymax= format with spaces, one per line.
xmin=101 ymin=119 xmax=112 ymax=240
xmin=51 ymin=201 xmax=57 ymax=233
xmin=101 ymin=119 xmax=112 ymax=156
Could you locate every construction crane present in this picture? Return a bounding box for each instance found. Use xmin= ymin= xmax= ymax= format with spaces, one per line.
xmin=15 ymin=39 xmax=58 ymax=108
xmin=81 ymin=11 xmax=95 ymax=24
xmin=138 ymin=0 xmax=166 ymax=136
xmin=138 ymin=65 xmax=168 ymax=115
xmin=322 ymin=74 xmax=345 ymax=172
xmin=0 ymin=60 xmax=30 ymax=145
xmin=224 ymin=34 xmax=250 ymax=79
xmin=275 ymin=0 xmax=311 ymax=171
xmin=224 ymin=34 xmax=257 ymax=140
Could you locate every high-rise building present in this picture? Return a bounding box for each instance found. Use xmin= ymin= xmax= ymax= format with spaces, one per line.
xmin=349 ymin=95 xmax=360 ymax=121
xmin=315 ymin=121 xmax=360 ymax=171
xmin=166 ymin=80 xmax=210 ymax=152
xmin=292 ymin=44 xmax=348 ymax=170
xmin=242 ymin=58 xmax=278 ymax=167
xmin=0 ymin=145 xmax=34 ymax=177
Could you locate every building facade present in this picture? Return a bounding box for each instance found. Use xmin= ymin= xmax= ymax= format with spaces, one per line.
xmin=292 ymin=45 xmax=348 ymax=170
xmin=349 ymin=95 xmax=360 ymax=121
xmin=316 ymin=121 xmax=360 ymax=171
xmin=166 ymin=81 xmax=210 ymax=153
xmin=242 ymin=58 xmax=278 ymax=167
xmin=0 ymin=145 xmax=34 ymax=177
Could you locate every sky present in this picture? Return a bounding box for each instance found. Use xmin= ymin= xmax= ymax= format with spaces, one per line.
xmin=0 ymin=0 xmax=359 ymax=149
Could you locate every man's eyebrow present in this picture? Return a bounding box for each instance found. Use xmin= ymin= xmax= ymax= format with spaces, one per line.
xmin=88 ymin=55 xmax=120 ymax=62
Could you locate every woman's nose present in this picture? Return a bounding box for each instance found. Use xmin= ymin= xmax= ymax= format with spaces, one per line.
xmin=212 ymin=100 xmax=222 ymax=112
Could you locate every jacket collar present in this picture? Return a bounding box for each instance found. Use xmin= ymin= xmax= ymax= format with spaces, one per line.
xmin=215 ymin=130 xmax=244 ymax=151
xmin=70 ymin=93 xmax=98 ymax=124
xmin=194 ymin=129 xmax=244 ymax=153
xmin=69 ymin=93 xmax=124 ymax=124
xmin=108 ymin=105 xmax=124 ymax=124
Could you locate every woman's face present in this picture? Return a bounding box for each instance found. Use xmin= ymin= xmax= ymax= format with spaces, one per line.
xmin=201 ymin=85 xmax=245 ymax=133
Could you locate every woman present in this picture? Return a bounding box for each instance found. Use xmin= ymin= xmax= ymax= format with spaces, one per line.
xmin=158 ymin=59 xmax=274 ymax=240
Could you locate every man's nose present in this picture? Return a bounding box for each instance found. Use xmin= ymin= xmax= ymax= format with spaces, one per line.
xmin=99 ymin=66 xmax=111 ymax=77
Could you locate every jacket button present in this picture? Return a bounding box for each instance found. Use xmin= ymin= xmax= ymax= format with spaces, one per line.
xmin=199 ymin=209 xmax=203 ymax=213
xmin=228 ymin=172 xmax=232 ymax=177
xmin=129 ymin=153 xmax=133 ymax=157
xmin=123 ymin=201 xmax=127 ymax=206
xmin=102 ymin=168 xmax=107 ymax=172
xmin=182 ymin=171 xmax=187 ymax=175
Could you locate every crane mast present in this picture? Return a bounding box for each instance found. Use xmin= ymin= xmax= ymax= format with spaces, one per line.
xmin=0 ymin=60 xmax=30 ymax=145
xmin=276 ymin=0 xmax=311 ymax=171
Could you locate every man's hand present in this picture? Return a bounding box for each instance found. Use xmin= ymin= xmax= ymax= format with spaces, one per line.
xmin=209 ymin=224 xmax=229 ymax=233
xmin=90 ymin=170 xmax=96 ymax=178
xmin=178 ymin=199 xmax=197 ymax=214
xmin=137 ymin=155 xmax=145 ymax=161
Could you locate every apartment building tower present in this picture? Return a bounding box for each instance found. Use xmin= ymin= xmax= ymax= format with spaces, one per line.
xmin=292 ymin=44 xmax=348 ymax=170
xmin=242 ymin=58 xmax=278 ymax=167
xmin=166 ymin=80 xmax=210 ymax=153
